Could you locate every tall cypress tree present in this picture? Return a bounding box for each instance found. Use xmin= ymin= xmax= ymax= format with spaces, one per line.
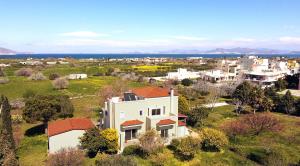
xmin=0 ymin=95 xmax=18 ymax=165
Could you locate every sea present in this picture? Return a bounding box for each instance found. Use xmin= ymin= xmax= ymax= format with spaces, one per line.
xmin=0 ymin=53 xmax=300 ymax=59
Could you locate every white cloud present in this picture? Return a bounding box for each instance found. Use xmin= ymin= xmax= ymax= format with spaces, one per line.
xmin=279 ymin=36 xmax=300 ymax=44
xmin=232 ymin=38 xmax=256 ymax=42
xmin=60 ymin=31 xmax=109 ymax=37
xmin=171 ymin=35 xmax=207 ymax=41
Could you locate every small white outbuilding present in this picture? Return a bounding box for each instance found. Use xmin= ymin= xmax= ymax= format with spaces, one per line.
xmin=47 ymin=118 xmax=94 ymax=153
xmin=68 ymin=74 xmax=88 ymax=80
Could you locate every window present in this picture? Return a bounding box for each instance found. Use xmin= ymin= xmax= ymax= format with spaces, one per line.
xmin=161 ymin=129 xmax=169 ymax=138
xmin=125 ymin=129 xmax=137 ymax=141
xmin=120 ymin=112 xmax=125 ymax=119
xmin=163 ymin=106 xmax=166 ymax=115
xmin=152 ymin=108 xmax=161 ymax=116
xmin=105 ymin=111 xmax=108 ymax=116
xmin=140 ymin=110 xmax=143 ymax=116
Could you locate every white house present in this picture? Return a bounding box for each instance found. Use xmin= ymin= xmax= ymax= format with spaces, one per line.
xmin=102 ymin=86 xmax=190 ymax=151
xmin=47 ymin=118 xmax=94 ymax=153
xmin=68 ymin=74 xmax=88 ymax=80
xmin=166 ymin=68 xmax=200 ymax=80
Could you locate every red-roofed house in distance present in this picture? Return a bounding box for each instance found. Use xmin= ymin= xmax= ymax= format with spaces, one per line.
xmin=48 ymin=118 xmax=94 ymax=153
xmin=102 ymin=86 xmax=190 ymax=151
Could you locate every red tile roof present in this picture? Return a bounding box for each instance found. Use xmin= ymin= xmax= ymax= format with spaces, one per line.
xmin=121 ymin=120 xmax=143 ymax=126
xmin=157 ymin=119 xmax=176 ymax=126
xmin=48 ymin=118 xmax=94 ymax=137
xmin=178 ymin=121 xmax=186 ymax=126
xmin=178 ymin=113 xmax=188 ymax=118
xmin=132 ymin=86 xmax=171 ymax=98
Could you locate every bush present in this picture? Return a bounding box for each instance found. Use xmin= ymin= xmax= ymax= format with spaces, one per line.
xmin=11 ymin=115 xmax=23 ymax=124
xmin=100 ymin=128 xmax=119 ymax=154
xmin=52 ymin=77 xmax=69 ymax=89
xmin=168 ymin=138 xmax=180 ymax=151
xmin=46 ymin=148 xmax=84 ymax=166
xmin=181 ymin=78 xmax=193 ymax=86
xmin=95 ymin=155 xmax=137 ymax=166
xmin=199 ymin=128 xmax=228 ymax=152
xmin=22 ymin=89 xmax=37 ymax=98
xmin=175 ymin=136 xmax=200 ymax=161
xmin=139 ymin=129 xmax=164 ymax=155
xmin=15 ymin=68 xmax=33 ymax=77
xmin=149 ymin=151 xmax=173 ymax=166
xmin=0 ymin=77 xmax=9 ymax=84
xmin=122 ymin=145 xmax=144 ymax=156
xmin=49 ymin=73 xmax=60 ymax=80
xmin=222 ymin=120 xmax=249 ymax=139
xmin=0 ymin=68 xmax=5 ymax=77
xmin=29 ymin=72 xmax=46 ymax=80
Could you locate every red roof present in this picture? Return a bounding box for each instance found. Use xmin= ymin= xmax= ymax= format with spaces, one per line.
xmin=178 ymin=113 xmax=188 ymax=118
xmin=157 ymin=119 xmax=176 ymax=126
xmin=48 ymin=118 xmax=94 ymax=137
xmin=121 ymin=120 xmax=143 ymax=126
xmin=132 ymin=87 xmax=171 ymax=98
xmin=178 ymin=121 xmax=186 ymax=126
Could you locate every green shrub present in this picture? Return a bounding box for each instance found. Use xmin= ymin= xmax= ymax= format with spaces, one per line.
xmin=122 ymin=145 xmax=143 ymax=156
xmin=199 ymin=128 xmax=229 ymax=152
xmin=175 ymin=136 xmax=200 ymax=161
xmin=168 ymin=138 xmax=180 ymax=151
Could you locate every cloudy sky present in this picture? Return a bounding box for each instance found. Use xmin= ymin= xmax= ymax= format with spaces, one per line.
xmin=0 ymin=0 xmax=300 ymax=53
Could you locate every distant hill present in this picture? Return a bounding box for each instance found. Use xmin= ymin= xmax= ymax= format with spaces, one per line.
xmin=203 ymin=47 xmax=290 ymax=54
xmin=157 ymin=47 xmax=296 ymax=54
xmin=0 ymin=47 xmax=17 ymax=55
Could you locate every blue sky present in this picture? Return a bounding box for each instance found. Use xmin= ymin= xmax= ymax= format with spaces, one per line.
xmin=0 ymin=0 xmax=300 ymax=53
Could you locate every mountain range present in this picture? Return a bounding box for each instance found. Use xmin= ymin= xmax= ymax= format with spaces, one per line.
xmin=0 ymin=47 xmax=16 ymax=55
xmin=0 ymin=46 xmax=300 ymax=55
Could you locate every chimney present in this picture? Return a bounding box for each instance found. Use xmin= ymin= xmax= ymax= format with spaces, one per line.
xmin=170 ymin=88 xmax=174 ymax=114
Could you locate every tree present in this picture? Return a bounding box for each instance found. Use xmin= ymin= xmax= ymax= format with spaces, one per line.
xmin=52 ymin=77 xmax=69 ymax=89
xmin=23 ymin=95 xmax=74 ymax=125
xmin=139 ymin=129 xmax=163 ymax=155
xmin=232 ymin=81 xmax=253 ymax=105
xmin=178 ymin=95 xmax=189 ymax=114
xmin=98 ymin=80 xmax=128 ymax=106
xmin=199 ymin=128 xmax=228 ymax=152
xmin=181 ymin=78 xmax=193 ymax=86
xmin=242 ymin=113 xmax=282 ymax=135
xmin=222 ymin=120 xmax=249 ymax=140
xmin=100 ymin=128 xmax=118 ymax=154
xmin=80 ymin=127 xmax=105 ymax=157
xmin=0 ymin=96 xmax=18 ymax=165
xmin=206 ymin=86 xmax=221 ymax=111
xmin=186 ymin=107 xmax=209 ymax=127
xmin=278 ymin=90 xmax=295 ymax=114
xmin=274 ymin=78 xmax=287 ymax=91
xmin=46 ymin=148 xmax=84 ymax=166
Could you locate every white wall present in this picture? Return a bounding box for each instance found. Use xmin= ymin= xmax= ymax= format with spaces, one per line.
xmin=48 ymin=130 xmax=85 ymax=153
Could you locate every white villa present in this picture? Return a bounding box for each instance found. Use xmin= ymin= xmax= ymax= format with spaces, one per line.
xmin=166 ymin=68 xmax=199 ymax=80
xmin=102 ymin=86 xmax=189 ymax=151
xmin=68 ymin=74 xmax=88 ymax=80
xmin=200 ymin=70 xmax=237 ymax=83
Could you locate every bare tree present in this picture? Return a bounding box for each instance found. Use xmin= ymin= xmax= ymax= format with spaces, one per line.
xmin=29 ymin=72 xmax=46 ymax=80
xmin=46 ymin=148 xmax=84 ymax=166
xmin=52 ymin=77 xmax=69 ymax=89
xmin=206 ymin=86 xmax=221 ymax=111
xmin=15 ymin=68 xmax=33 ymax=77
xmin=139 ymin=129 xmax=164 ymax=154
xmin=97 ymin=79 xmax=129 ymax=106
